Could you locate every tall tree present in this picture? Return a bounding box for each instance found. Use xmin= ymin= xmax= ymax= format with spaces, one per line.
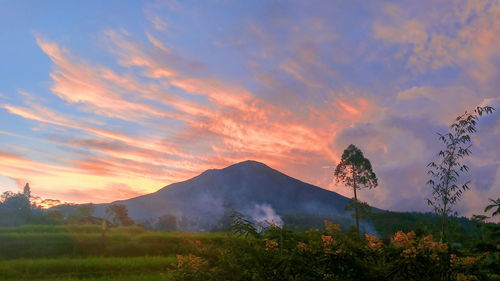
xmin=334 ymin=144 xmax=378 ymax=235
xmin=23 ymin=183 xmax=31 ymax=199
xmin=105 ymin=204 xmax=135 ymax=226
xmin=427 ymin=105 xmax=495 ymax=242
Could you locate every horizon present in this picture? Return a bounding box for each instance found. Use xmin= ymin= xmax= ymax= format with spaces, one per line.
xmin=1 ymin=0 xmax=499 ymax=220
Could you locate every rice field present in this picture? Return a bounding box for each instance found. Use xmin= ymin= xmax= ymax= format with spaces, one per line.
xmin=0 ymin=225 xmax=223 ymax=280
xmin=0 ymin=256 xmax=176 ymax=280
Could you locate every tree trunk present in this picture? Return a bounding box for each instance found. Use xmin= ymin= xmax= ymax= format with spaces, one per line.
xmin=353 ymin=180 xmax=360 ymax=237
xmin=440 ymin=205 xmax=447 ymax=243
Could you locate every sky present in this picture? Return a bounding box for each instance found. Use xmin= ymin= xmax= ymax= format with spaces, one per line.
xmin=0 ymin=0 xmax=499 ymax=219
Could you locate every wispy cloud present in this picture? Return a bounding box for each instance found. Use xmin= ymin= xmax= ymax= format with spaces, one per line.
xmin=0 ymin=0 xmax=498 ymax=220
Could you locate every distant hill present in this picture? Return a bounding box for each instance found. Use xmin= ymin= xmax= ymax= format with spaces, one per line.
xmin=62 ymin=160 xmax=361 ymax=231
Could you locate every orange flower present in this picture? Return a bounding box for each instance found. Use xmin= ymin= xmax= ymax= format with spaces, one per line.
xmin=321 ymin=235 xmax=339 ymax=254
xmin=176 ymin=255 xmax=184 ymax=268
xmin=365 ymin=234 xmax=383 ymax=251
xmin=176 ymin=254 xmax=208 ymax=270
xmin=457 ymin=273 xmax=478 ymax=281
xmin=391 ymin=231 xmax=416 ymax=249
xmin=324 ymin=220 xmax=341 ymax=233
xmin=401 ymin=247 xmax=417 ymax=259
xmin=297 ymin=242 xmax=312 ymax=252
xmin=265 ymin=239 xmax=279 ymax=249
xmin=321 ymin=235 xmax=336 ymax=247
xmin=417 ymin=234 xmax=447 ymax=253
xmin=417 ymin=235 xmax=434 ymax=249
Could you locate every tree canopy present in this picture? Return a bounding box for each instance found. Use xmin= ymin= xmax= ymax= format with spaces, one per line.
xmin=334 ymin=144 xmax=378 ymax=235
xmin=334 ymin=144 xmax=378 ymax=191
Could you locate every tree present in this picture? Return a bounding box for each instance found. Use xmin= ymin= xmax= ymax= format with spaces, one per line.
xmin=427 ymin=105 xmax=495 ymax=242
xmin=334 ymin=144 xmax=378 ymax=236
xmin=157 ymin=213 xmax=177 ymax=231
xmin=105 ymin=204 xmax=135 ymax=226
xmin=345 ymin=200 xmax=372 ymax=221
xmin=46 ymin=210 xmax=65 ymax=224
xmin=69 ymin=204 xmax=97 ymax=224
xmin=23 ymin=183 xmax=31 ymax=199
xmin=484 ymin=198 xmax=500 ymax=217
xmin=0 ymin=190 xmax=31 ymax=225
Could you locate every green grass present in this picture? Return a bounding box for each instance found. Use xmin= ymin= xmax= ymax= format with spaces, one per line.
xmin=0 ymin=226 xmax=227 ymax=258
xmin=0 ymin=224 xmax=146 ymax=234
xmin=0 ymin=226 xmax=186 ymax=280
xmin=0 ymin=256 xmax=176 ymax=280
xmin=15 ymin=275 xmax=173 ymax=281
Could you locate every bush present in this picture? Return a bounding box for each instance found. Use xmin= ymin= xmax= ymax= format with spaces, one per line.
xmin=169 ymin=221 xmax=493 ymax=281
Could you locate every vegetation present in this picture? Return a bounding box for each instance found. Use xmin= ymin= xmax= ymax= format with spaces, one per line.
xmin=0 ymin=210 xmax=497 ymax=281
xmin=427 ymin=106 xmax=495 ymax=241
xmin=0 ymin=105 xmax=496 ymax=280
xmin=0 ymin=256 xmax=176 ymax=280
xmin=334 ymin=144 xmax=378 ymax=236
xmin=105 ymin=204 xmax=135 ymax=227
xmin=485 ymin=198 xmax=500 ymax=217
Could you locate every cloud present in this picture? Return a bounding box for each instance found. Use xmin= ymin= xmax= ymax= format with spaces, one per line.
xmin=0 ymin=0 xmax=498 ymax=222
xmin=36 ymin=36 xmax=175 ymax=122
xmin=372 ymin=0 xmax=500 ymax=83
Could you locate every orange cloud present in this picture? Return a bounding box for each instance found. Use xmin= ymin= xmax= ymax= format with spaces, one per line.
xmin=1 ymin=29 xmax=386 ymax=205
xmin=36 ymin=37 xmax=175 ymax=121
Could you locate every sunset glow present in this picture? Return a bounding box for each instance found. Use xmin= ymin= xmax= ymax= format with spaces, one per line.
xmin=0 ymin=0 xmax=499 ymax=219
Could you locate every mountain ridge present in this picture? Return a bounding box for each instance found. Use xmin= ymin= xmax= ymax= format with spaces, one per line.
xmin=65 ymin=160 xmax=359 ymax=231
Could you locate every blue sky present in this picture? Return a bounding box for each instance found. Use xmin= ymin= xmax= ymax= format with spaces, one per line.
xmin=0 ymin=0 xmax=499 ymax=219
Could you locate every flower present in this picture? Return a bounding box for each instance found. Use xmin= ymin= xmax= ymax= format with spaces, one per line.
xmin=417 ymin=234 xmax=434 ymax=249
xmin=457 ymin=273 xmax=478 ymax=281
xmin=401 ymin=247 xmax=417 ymax=259
xmin=265 ymin=239 xmax=279 ymax=249
xmin=391 ymin=231 xmax=416 ymax=249
xmin=321 ymin=235 xmax=339 ymax=254
xmin=321 ymin=235 xmax=336 ymax=247
xmin=324 ymin=220 xmax=341 ymax=233
xmin=417 ymin=234 xmax=447 ymax=253
xmin=365 ymin=234 xmax=383 ymax=251
xmin=176 ymin=254 xmax=208 ymax=270
xmin=297 ymin=242 xmax=312 ymax=252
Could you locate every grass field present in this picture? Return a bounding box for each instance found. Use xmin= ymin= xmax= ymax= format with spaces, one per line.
xmin=0 ymin=225 xmax=226 ymax=259
xmin=0 ymin=225 xmax=223 ymax=280
xmin=0 ymin=256 xmax=176 ymax=280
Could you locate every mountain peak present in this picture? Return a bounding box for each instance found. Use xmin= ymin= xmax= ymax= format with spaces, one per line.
xmin=199 ymin=160 xmax=271 ymax=177
xmin=95 ymin=159 xmax=352 ymax=231
xmin=226 ymin=160 xmax=270 ymax=169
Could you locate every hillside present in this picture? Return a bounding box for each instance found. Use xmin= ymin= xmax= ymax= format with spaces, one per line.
xmin=87 ymin=160 xmax=354 ymax=231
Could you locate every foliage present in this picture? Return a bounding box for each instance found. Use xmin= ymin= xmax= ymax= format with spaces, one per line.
xmin=484 ymin=198 xmax=500 ymax=217
xmin=157 ymin=214 xmax=178 ymax=231
xmin=345 ymin=200 xmax=372 ymax=219
xmin=105 ymin=204 xmax=135 ymax=227
xmin=0 ymin=190 xmax=31 ymax=226
xmin=427 ymin=106 xmax=495 ymax=241
xmin=334 ymin=144 xmax=378 ymax=235
xmin=334 ymin=144 xmax=378 ymax=191
xmin=168 ymin=220 xmax=494 ymax=281
xmin=229 ymin=211 xmax=260 ymax=238
xmin=0 ymin=222 xmax=497 ymax=280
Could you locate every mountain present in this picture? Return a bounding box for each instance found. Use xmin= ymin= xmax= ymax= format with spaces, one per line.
xmin=91 ymin=160 xmax=356 ymax=231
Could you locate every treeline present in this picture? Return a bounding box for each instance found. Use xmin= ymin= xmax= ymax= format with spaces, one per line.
xmin=0 ymin=184 xmax=134 ymax=228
